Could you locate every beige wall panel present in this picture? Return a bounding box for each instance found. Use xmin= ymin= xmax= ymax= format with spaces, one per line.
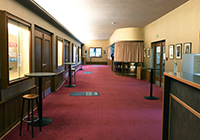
xmin=83 ymin=40 xmax=109 ymax=62
xmin=144 ymin=0 xmax=200 ymax=72
xmin=109 ymin=27 xmax=144 ymax=45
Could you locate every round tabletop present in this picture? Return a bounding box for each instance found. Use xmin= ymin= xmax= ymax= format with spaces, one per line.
xmin=63 ymin=62 xmax=77 ymax=65
xmin=25 ymin=72 xmax=56 ymax=77
xmin=142 ymin=67 xmax=161 ymax=70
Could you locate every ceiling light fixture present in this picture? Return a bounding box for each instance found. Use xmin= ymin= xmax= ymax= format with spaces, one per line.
xmin=111 ymin=22 xmax=115 ymax=25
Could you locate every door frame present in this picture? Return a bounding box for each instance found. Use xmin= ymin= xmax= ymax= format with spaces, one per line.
xmin=34 ymin=26 xmax=53 ymax=95
xmin=152 ymin=40 xmax=165 ymax=87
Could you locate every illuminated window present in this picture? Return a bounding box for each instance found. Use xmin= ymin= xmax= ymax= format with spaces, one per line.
xmin=79 ymin=47 xmax=81 ymax=61
xmin=58 ymin=40 xmax=63 ymax=66
xmin=56 ymin=37 xmax=63 ymax=68
xmin=73 ymin=45 xmax=76 ymax=62
xmin=89 ymin=47 xmax=102 ymax=57
xmin=8 ymin=19 xmax=30 ymax=81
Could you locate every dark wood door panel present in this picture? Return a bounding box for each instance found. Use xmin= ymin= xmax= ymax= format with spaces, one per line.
xmin=35 ymin=37 xmax=42 ymax=72
xmin=34 ymin=29 xmax=52 ymax=93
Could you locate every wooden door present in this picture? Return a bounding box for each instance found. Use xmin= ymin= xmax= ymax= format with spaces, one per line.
xmin=153 ymin=41 xmax=165 ymax=87
xmin=35 ymin=29 xmax=52 ymax=98
xmin=64 ymin=40 xmax=70 ymax=71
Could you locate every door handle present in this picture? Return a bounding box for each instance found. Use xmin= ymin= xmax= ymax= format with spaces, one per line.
xmin=65 ymin=59 xmax=68 ymax=62
xmin=42 ymin=63 xmax=47 ymax=67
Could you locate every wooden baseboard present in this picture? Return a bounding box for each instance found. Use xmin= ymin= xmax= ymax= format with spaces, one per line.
xmin=86 ymin=62 xmax=107 ymax=65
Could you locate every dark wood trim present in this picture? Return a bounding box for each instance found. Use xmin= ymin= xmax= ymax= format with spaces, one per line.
xmin=5 ymin=11 xmax=31 ymax=26
xmin=151 ymin=39 xmax=166 ymax=44
xmin=0 ymin=10 xmax=32 ymax=89
xmin=34 ymin=25 xmax=53 ymax=36
xmin=0 ymin=10 xmax=9 ymax=89
xmin=0 ymin=85 xmax=37 ymax=104
xmin=152 ymin=40 xmax=165 ymax=87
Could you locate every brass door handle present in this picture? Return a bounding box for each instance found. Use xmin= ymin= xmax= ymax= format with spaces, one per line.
xmin=42 ymin=63 xmax=47 ymax=67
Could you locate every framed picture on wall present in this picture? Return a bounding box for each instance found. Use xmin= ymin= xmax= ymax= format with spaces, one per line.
xmin=184 ymin=42 xmax=191 ymax=54
xmin=143 ymin=48 xmax=147 ymax=57
xmin=169 ymin=44 xmax=174 ymax=59
xmin=175 ymin=43 xmax=182 ymax=59
xmin=147 ymin=48 xmax=150 ymax=58
xmin=84 ymin=50 xmax=87 ymax=55
xmin=103 ymin=50 xmax=107 ymax=55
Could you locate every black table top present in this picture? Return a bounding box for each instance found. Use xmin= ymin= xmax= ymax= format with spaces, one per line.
xmin=63 ymin=62 xmax=77 ymax=65
xmin=25 ymin=72 xmax=56 ymax=77
xmin=143 ymin=67 xmax=161 ymax=70
xmin=165 ymin=72 xmax=200 ymax=86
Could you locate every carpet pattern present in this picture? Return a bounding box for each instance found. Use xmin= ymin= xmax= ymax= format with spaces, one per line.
xmin=70 ymin=92 xmax=99 ymax=96
xmin=83 ymin=71 xmax=93 ymax=74
xmin=2 ymin=65 xmax=163 ymax=140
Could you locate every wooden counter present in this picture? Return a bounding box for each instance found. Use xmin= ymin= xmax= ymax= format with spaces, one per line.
xmin=162 ymin=72 xmax=200 ymax=140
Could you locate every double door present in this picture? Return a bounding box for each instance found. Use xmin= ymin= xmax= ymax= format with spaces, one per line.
xmin=153 ymin=41 xmax=165 ymax=87
xmin=35 ymin=29 xmax=52 ymax=97
xmin=64 ymin=40 xmax=70 ymax=71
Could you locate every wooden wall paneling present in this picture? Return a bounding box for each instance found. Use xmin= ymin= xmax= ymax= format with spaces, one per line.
xmin=35 ymin=30 xmax=42 ymax=86
xmin=0 ymin=103 xmax=5 ymax=134
xmin=54 ymin=71 xmax=65 ymax=91
xmin=14 ymin=95 xmax=22 ymax=121
xmin=0 ymin=11 xmax=9 ymax=89
xmin=55 ymin=74 xmax=59 ymax=90
xmin=43 ymin=34 xmax=51 ymax=92
xmin=4 ymin=99 xmax=15 ymax=128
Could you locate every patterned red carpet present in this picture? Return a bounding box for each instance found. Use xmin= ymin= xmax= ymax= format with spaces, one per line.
xmin=3 ymin=65 xmax=163 ymax=140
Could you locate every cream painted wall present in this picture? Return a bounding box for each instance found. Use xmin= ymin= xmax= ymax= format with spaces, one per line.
xmin=83 ymin=40 xmax=109 ymax=62
xmin=144 ymin=0 xmax=200 ymax=72
xmin=0 ymin=0 xmax=81 ymax=72
xmin=109 ymin=27 xmax=144 ymax=45
xmin=0 ymin=0 xmax=81 ymax=100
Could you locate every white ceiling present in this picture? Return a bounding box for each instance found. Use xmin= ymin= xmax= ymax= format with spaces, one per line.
xmin=33 ymin=0 xmax=188 ymax=42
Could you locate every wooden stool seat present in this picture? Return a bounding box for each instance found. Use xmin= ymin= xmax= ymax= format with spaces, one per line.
xmin=23 ymin=94 xmax=39 ymax=99
xmin=71 ymin=68 xmax=76 ymax=71
xmin=67 ymin=68 xmax=76 ymax=83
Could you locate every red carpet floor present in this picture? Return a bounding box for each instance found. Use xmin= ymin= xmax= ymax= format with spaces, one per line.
xmin=3 ymin=65 xmax=163 ymax=140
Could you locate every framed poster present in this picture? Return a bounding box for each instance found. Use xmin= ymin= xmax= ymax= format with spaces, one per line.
xmin=169 ymin=44 xmax=174 ymax=59
xmin=184 ymin=42 xmax=191 ymax=54
xmin=144 ymin=48 xmax=147 ymax=57
xmin=84 ymin=50 xmax=87 ymax=55
xmin=176 ymin=43 xmax=182 ymax=59
xmin=147 ymin=48 xmax=150 ymax=58
xmin=103 ymin=50 xmax=106 ymax=55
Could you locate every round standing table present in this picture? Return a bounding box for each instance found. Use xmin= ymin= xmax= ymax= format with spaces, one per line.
xmin=142 ymin=67 xmax=160 ymax=100
xmin=25 ymin=72 xmax=56 ymax=126
xmin=63 ymin=62 xmax=77 ymax=87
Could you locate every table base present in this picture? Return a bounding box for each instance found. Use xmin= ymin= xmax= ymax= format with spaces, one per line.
xmin=33 ymin=117 xmax=52 ymax=126
xmin=65 ymin=84 xmax=76 ymax=87
xmin=144 ymin=96 xmax=159 ymax=100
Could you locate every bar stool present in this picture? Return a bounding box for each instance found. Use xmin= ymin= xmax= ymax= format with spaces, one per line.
xmin=19 ymin=94 xmax=41 ymax=138
xmin=71 ymin=68 xmax=76 ymax=83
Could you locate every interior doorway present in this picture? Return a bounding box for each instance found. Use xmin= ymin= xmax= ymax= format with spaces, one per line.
xmin=34 ymin=27 xmax=52 ymax=98
xmin=152 ymin=40 xmax=165 ymax=87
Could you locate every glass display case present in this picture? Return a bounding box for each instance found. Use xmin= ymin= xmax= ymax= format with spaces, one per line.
xmin=0 ymin=10 xmax=32 ymax=88
xmin=114 ymin=62 xmax=141 ymax=76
